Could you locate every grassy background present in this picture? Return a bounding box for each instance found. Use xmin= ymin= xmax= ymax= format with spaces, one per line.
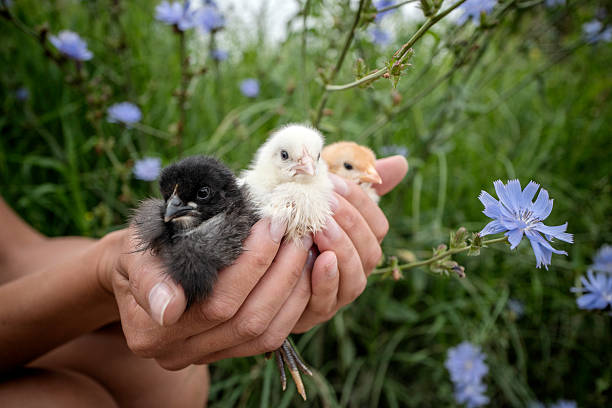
xmin=1 ymin=0 xmax=611 ymax=406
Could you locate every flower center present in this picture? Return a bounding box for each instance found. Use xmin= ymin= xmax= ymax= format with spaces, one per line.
xmin=515 ymin=209 xmax=539 ymax=231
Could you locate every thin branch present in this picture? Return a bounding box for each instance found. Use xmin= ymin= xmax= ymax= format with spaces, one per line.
xmin=376 ymin=0 xmax=419 ymax=14
xmin=325 ymin=0 xmax=467 ymax=92
xmin=176 ymin=29 xmax=189 ymax=155
xmin=312 ymin=0 xmax=366 ymax=127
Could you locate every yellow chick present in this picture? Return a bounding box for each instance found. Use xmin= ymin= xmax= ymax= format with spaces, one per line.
xmin=322 ymin=141 xmax=382 ymax=203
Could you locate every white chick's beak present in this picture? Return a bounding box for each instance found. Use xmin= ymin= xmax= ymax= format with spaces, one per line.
xmin=293 ymin=146 xmax=315 ymax=176
xmin=359 ymin=165 xmax=382 ymax=184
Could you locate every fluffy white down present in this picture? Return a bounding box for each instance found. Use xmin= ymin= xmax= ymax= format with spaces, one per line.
xmin=241 ymin=124 xmax=334 ymax=243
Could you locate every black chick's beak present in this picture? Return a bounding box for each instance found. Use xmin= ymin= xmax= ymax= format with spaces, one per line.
xmin=164 ymin=189 xmax=195 ymax=223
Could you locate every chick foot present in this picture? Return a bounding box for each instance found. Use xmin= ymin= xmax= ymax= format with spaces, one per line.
xmin=272 ymin=338 xmax=313 ymax=400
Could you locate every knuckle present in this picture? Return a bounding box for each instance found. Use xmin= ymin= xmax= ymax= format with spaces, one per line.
xmin=236 ymin=315 xmax=269 ymax=339
xmin=250 ymin=251 xmax=271 ymax=270
xmin=125 ymin=333 xmax=158 ymax=358
xmin=259 ymin=331 xmax=286 ymax=352
xmin=350 ymin=274 xmax=367 ymax=300
xmin=202 ymin=298 xmax=237 ymax=323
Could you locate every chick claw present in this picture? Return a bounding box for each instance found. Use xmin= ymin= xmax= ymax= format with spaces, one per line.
xmin=273 ymin=339 xmax=313 ymax=400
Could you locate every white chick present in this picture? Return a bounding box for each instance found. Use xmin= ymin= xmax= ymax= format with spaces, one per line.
xmin=322 ymin=141 xmax=382 ymax=203
xmin=241 ymin=123 xmax=334 ymax=243
xmin=240 ymin=123 xmax=334 ymax=400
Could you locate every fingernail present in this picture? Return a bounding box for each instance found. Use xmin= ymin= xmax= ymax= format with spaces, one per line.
xmin=149 ymin=282 xmax=173 ymax=326
xmin=269 ymin=218 xmax=287 ymax=244
xmin=329 ymin=173 xmax=349 ymax=196
xmin=326 ymin=257 xmax=338 ymax=279
xmin=323 ymin=217 xmax=342 ymax=241
xmin=329 ymin=193 xmax=339 ymax=213
xmin=303 ymin=248 xmax=316 ymax=275
xmin=300 ymin=233 xmax=313 ymax=249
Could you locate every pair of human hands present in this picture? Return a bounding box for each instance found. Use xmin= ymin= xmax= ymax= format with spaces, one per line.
xmin=104 ymin=156 xmax=407 ymax=370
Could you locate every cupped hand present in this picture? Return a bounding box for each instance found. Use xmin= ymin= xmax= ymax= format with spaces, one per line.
xmin=292 ymin=155 xmax=408 ymax=333
xmin=105 ymin=217 xmax=313 ymax=370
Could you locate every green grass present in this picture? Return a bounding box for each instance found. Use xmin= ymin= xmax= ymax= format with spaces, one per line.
xmin=1 ymin=0 xmax=611 ymax=406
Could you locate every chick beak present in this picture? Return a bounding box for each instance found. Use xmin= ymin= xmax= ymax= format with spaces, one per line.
xmin=164 ymin=188 xmax=195 ymax=222
xmin=293 ymin=147 xmax=315 ymax=176
xmin=359 ymin=165 xmax=382 ymax=184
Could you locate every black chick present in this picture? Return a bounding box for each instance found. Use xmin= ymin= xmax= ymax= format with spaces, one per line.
xmin=131 ymin=155 xmax=258 ymax=306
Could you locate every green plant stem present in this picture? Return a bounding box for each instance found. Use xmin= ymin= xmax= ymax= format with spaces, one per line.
xmin=209 ymin=30 xmax=224 ymax=121
xmin=373 ymin=236 xmax=509 ymax=274
xmin=176 ymin=29 xmax=188 ymax=155
xmin=300 ymin=0 xmax=311 ymax=114
xmin=325 ymin=0 xmax=467 ymax=92
xmin=312 ymin=0 xmax=366 ymax=127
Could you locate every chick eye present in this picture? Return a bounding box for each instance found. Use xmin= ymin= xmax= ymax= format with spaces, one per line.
xmin=343 ymin=162 xmax=353 ymax=170
xmin=197 ymin=186 xmax=211 ymax=201
xmin=280 ymin=150 xmax=289 ymax=160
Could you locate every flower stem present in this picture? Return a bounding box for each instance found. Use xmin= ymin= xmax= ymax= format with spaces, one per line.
xmin=376 ymin=0 xmax=419 ymax=14
xmin=325 ymin=0 xmax=467 ymax=92
xmin=176 ymin=29 xmax=188 ymax=155
xmin=373 ymin=236 xmax=508 ymax=275
xmin=312 ymin=0 xmax=366 ymax=127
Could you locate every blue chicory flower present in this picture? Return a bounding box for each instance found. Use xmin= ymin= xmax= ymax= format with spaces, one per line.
xmin=107 ymin=102 xmax=142 ymax=125
xmin=455 ymin=0 xmax=497 ymax=26
xmin=155 ymin=1 xmax=197 ymax=31
xmin=445 ymin=342 xmax=489 ymax=385
xmin=544 ymin=0 xmax=565 ymax=7
xmin=454 ymin=380 xmax=490 ymax=408
xmin=49 ymin=30 xmax=93 ymax=61
xmin=507 ymin=298 xmax=525 ymax=317
xmin=133 ymin=157 xmax=162 ymax=181
xmin=479 ymin=179 xmax=573 ymax=269
xmin=571 ymin=270 xmax=612 ymax=310
xmin=370 ymin=27 xmax=392 ymax=46
xmin=15 ymin=87 xmax=29 ymax=101
xmin=240 ymin=78 xmax=260 ymax=98
xmin=549 ymin=400 xmax=578 ymax=408
xmin=583 ymin=20 xmax=612 ymax=44
xmin=211 ymin=49 xmax=228 ymax=61
xmin=198 ymin=4 xmax=225 ymax=32
xmin=592 ymin=244 xmax=612 ymax=273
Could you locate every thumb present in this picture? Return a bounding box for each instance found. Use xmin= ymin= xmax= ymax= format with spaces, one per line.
xmin=118 ymin=233 xmax=187 ymax=326
xmin=374 ymin=155 xmax=408 ymax=196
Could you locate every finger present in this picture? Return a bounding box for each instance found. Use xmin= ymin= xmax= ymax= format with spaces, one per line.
xmin=197 ymin=256 xmax=312 ymax=362
xmin=118 ymin=229 xmax=187 ymax=326
xmin=329 ymin=173 xmax=389 ymax=242
xmin=158 ymin=234 xmax=311 ymax=368
xmin=292 ymin=250 xmax=339 ymax=333
xmin=181 ymin=218 xmax=285 ymax=330
xmin=330 ymin=193 xmax=382 ymax=273
xmin=374 ymin=156 xmax=408 ymax=196
xmin=314 ymin=217 xmax=366 ymax=307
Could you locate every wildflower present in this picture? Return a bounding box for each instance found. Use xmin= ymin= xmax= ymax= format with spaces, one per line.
xmin=133 ymin=157 xmax=162 ymax=181
xmin=15 ymin=87 xmax=29 ymax=101
xmin=583 ymin=20 xmax=612 ymax=44
xmin=571 ymin=270 xmax=612 ymax=310
xmin=549 ymin=400 xmax=577 ymax=408
xmin=592 ymin=244 xmax=612 ymax=273
xmin=197 ymin=5 xmax=225 ymax=32
xmin=479 ymin=180 xmax=573 ymax=269
xmin=544 ymin=0 xmax=565 ymax=7
xmin=211 ymin=49 xmax=228 ymax=61
xmin=370 ymin=27 xmax=392 ymax=46
xmin=445 ymin=342 xmax=489 ymax=385
xmin=155 ymin=1 xmax=197 ymax=31
xmin=455 ymin=0 xmax=497 ymax=26
xmin=375 ymin=0 xmax=396 ymax=21
xmin=380 ymin=144 xmax=408 ymax=157
xmin=454 ymin=380 xmax=490 ymax=408
xmin=240 ymin=78 xmax=259 ymax=98
xmin=107 ymin=102 xmax=142 ymax=125
xmin=49 ymin=30 xmax=93 ymax=61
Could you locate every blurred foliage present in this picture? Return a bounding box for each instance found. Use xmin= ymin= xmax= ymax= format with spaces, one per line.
xmin=1 ymin=0 xmax=611 ymax=406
